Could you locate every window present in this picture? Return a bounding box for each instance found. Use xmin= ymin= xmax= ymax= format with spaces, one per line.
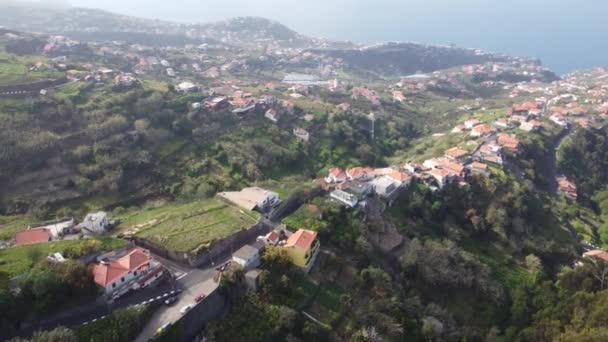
xmin=134 ymin=271 xmax=138 ymax=276
xmin=112 ymin=283 xmax=116 ymax=288
xmin=121 ymin=277 xmax=125 ymax=282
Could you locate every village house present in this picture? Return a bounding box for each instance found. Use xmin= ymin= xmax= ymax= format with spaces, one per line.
xmin=464 ymin=118 xmax=481 ymax=129
xmin=265 ymin=108 xmax=282 ymax=123
xmin=451 ymin=124 xmax=466 ymax=134
xmin=15 ymin=228 xmax=52 ymax=246
xmin=78 ymin=212 xmax=110 ymax=235
xmin=392 ymin=90 xmax=407 ymax=103
xmin=205 ymin=97 xmax=228 ymax=110
xmin=325 ymin=167 xmax=348 ymax=184
xmin=370 ymin=176 xmax=401 ymax=200
xmin=557 ymin=177 xmax=578 ymax=200
xmin=175 ymin=81 xmax=199 ymax=93
xmin=497 ymin=133 xmax=521 ymax=154
xmin=428 ymin=168 xmax=451 ymax=188
xmin=583 ymin=250 xmax=608 ymax=262
xmin=230 ymin=97 xmax=255 ymax=108
xmin=282 ymin=229 xmax=320 ymax=273
xmin=218 ymin=187 xmax=280 ymax=212
xmin=494 ymin=118 xmax=513 ymax=129
xmin=387 ymin=171 xmax=412 ymax=186
xmin=257 ymin=231 xmax=280 ymax=246
xmin=113 ymin=73 xmax=138 ymax=89
xmin=468 ymin=162 xmax=489 ymax=175
xmin=346 ymin=167 xmax=375 ymax=182
xmin=232 ymin=244 xmax=262 ymax=270
xmin=91 ymin=246 xmax=164 ymax=298
xmin=519 ymin=120 xmax=542 ymax=132
xmin=550 ymin=113 xmax=568 ymax=127
xmin=337 ymin=102 xmax=351 ymax=111
xmin=444 ymin=147 xmax=470 ymax=163
xmin=470 ymin=123 xmax=496 ymax=137
xmin=293 ymin=128 xmax=310 ymax=142
xmin=330 ymin=189 xmax=360 ymax=208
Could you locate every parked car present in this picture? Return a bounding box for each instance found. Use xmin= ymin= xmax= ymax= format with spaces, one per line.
xmin=155 ymin=323 xmax=171 ymax=335
xmin=195 ymin=293 xmax=206 ymax=302
xmin=164 ymin=296 xmax=178 ymax=306
xmin=179 ymin=304 xmax=193 ymax=315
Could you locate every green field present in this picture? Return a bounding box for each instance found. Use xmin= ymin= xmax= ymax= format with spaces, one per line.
xmin=0 ymin=238 xmax=126 ymax=278
xmin=0 ymin=52 xmax=63 ymax=86
xmin=119 ymin=198 xmax=260 ymax=252
xmin=0 ymin=215 xmax=38 ymax=240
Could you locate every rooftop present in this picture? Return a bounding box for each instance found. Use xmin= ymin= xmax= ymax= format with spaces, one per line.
xmin=285 ymin=229 xmax=317 ymax=251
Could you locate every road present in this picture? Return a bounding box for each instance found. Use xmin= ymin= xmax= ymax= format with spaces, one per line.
xmin=135 ymin=275 xmax=220 ymax=342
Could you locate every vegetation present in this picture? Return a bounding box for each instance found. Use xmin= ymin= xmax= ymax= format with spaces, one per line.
xmin=119 ymin=198 xmax=259 ymax=252
xmin=0 ymin=237 xmax=126 ymax=278
xmin=74 ymin=305 xmax=153 ymax=342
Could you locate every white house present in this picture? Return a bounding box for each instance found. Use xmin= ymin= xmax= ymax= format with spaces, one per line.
xmin=175 ymin=81 xmax=199 ymax=93
xmin=92 ymin=247 xmax=164 ymax=298
xmin=79 ymin=212 xmax=110 ymax=235
xmin=218 ymin=187 xmax=280 ymax=212
xmin=232 ymin=245 xmax=261 ymax=270
xmin=371 ymin=176 xmax=401 ymax=199
xmin=330 ymin=189 xmax=359 ymax=207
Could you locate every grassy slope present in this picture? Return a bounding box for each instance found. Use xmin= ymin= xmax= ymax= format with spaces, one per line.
xmin=118 ymin=198 xmax=260 ymax=252
xmin=0 ymin=237 xmax=126 ymax=278
xmin=0 ymin=52 xmax=63 ymax=86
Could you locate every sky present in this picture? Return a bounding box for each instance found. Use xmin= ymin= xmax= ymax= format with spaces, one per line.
xmin=35 ymin=0 xmax=608 ymax=73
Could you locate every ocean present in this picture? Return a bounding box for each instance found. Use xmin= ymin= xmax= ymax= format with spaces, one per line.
xmin=70 ymin=0 xmax=607 ymax=74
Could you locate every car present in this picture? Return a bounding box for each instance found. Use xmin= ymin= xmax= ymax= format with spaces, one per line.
xmin=195 ymin=293 xmax=206 ymax=302
xmin=164 ymin=296 xmax=178 ymax=306
xmin=179 ymin=304 xmax=193 ymax=315
xmin=155 ymin=323 xmax=171 ymax=335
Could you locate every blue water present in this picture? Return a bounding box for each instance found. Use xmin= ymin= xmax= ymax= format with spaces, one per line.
xmin=71 ymin=0 xmax=607 ymax=74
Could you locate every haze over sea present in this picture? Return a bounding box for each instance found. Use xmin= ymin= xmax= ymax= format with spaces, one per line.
xmin=69 ymin=0 xmax=605 ymax=74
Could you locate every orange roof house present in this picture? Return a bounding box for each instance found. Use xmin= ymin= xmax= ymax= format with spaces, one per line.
xmin=583 ymin=250 xmax=608 ymax=262
xmin=283 ymin=229 xmax=320 ymax=272
xmin=91 ymin=247 xmax=156 ymax=294
xmin=444 ymin=147 xmax=469 ymax=160
xmin=15 ymin=228 xmax=51 ymax=246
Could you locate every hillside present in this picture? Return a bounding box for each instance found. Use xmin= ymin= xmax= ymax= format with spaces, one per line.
xmin=1 ymin=6 xmax=608 ymax=342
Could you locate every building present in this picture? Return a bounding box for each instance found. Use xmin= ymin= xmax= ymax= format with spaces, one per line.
xmin=283 ymin=229 xmax=320 ymax=272
xmin=497 ymin=133 xmax=521 ymax=154
xmin=15 ymin=228 xmax=51 ymax=246
xmin=519 ymin=120 xmax=542 ymax=132
xmin=468 ymin=162 xmax=489 ymax=175
xmin=265 ymin=108 xmax=281 ymax=123
xmin=205 ymin=97 xmax=228 ymax=110
xmin=293 ymin=128 xmax=310 ymax=142
xmin=428 ymin=168 xmax=451 ymax=188
xmin=346 ymin=167 xmax=375 ymax=181
xmin=218 ymin=187 xmax=279 ymax=212
xmin=464 ymin=119 xmax=481 ymax=129
xmin=113 ymin=73 xmax=138 ymax=89
xmin=330 ymin=189 xmax=359 ymax=207
xmin=370 ymin=176 xmax=401 ymax=199
xmin=91 ymin=247 xmax=164 ymax=297
xmin=175 ymin=81 xmax=199 ymax=93
xmin=444 ymin=147 xmax=470 ymax=162
xmin=79 ymin=212 xmax=110 ymax=235
xmin=232 ymin=244 xmax=261 ymax=270
xmin=245 ymin=269 xmax=263 ymax=291
xmin=470 ymin=124 xmax=495 ymax=137
xmin=325 ymin=167 xmax=347 ymax=184
xmin=557 ymin=177 xmax=578 ymax=200
xmin=257 ymin=231 xmax=280 ymax=246
xmin=583 ymin=250 xmax=608 ymax=262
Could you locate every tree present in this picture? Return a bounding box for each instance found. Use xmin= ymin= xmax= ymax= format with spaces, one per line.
xmin=31 ymin=326 xmax=77 ymax=342
xmin=262 ymin=246 xmax=293 ymax=273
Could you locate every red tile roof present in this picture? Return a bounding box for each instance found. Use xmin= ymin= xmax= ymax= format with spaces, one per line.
xmin=285 ymin=229 xmax=317 ymax=251
xmin=15 ymin=228 xmax=51 ymax=246
xmin=92 ymin=247 xmax=150 ymax=287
